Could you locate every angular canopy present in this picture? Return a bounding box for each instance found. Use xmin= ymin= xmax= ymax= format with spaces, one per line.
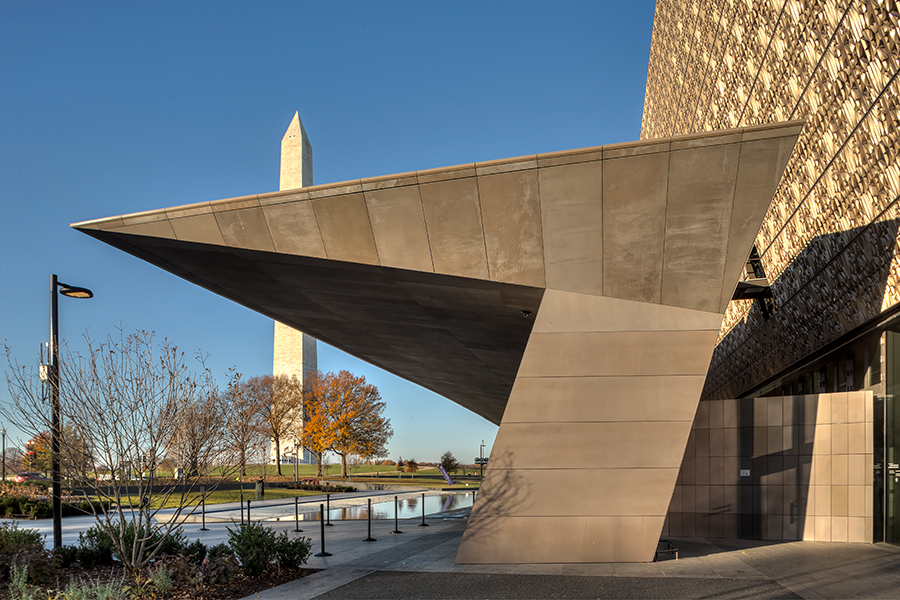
xmin=74 ymin=120 xmax=802 ymax=563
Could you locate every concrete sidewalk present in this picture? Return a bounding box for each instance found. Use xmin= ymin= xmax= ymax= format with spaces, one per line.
xmin=15 ymin=488 xmax=446 ymax=549
xmin=241 ymin=510 xmax=900 ymax=599
xmin=15 ymin=499 xmax=900 ymax=598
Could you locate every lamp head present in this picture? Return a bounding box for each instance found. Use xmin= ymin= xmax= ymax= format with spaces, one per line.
xmin=58 ymin=283 xmax=93 ymax=299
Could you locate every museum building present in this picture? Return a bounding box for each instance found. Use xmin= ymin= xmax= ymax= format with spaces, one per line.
xmin=71 ymin=0 xmax=900 ymax=562
xmin=643 ymin=0 xmax=900 ymax=545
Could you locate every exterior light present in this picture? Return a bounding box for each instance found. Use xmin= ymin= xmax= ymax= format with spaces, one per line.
xmin=58 ymin=283 xmax=93 ymax=299
xmin=49 ymin=274 xmax=93 ymax=550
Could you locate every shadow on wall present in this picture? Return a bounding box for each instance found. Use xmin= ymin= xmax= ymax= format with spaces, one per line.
xmin=668 ymin=391 xmax=873 ymax=542
xmin=455 ymin=451 xmax=527 ymax=550
xmin=741 ymin=394 xmax=818 ymax=541
xmin=703 ymin=218 xmax=900 ymax=402
xmin=746 ymin=391 xmax=874 ymax=542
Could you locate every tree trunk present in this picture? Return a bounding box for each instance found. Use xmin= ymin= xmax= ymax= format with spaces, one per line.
xmin=239 ymin=448 xmax=246 ymax=477
xmin=274 ymin=437 xmax=282 ymax=476
xmin=340 ymin=453 xmax=348 ymax=478
xmin=315 ymin=451 xmax=323 ymax=478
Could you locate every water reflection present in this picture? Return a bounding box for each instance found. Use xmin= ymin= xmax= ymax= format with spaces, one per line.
xmin=271 ymin=493 xmax=473 ymax=522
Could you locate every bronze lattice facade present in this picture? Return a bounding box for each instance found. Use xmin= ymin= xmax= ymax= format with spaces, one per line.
xmin=642 ymin=0 xmax=900 ymax=401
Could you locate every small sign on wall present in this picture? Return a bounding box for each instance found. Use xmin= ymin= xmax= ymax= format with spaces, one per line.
xmin=740 ymin=469 xmax=750 ymax=477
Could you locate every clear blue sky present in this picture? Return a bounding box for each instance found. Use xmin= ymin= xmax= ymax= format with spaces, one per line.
xmin=0 ymin=2 xmax=656 ymax=463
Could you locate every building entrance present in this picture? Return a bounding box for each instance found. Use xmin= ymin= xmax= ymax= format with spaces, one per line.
xmin=880 ymin=331 xmax=900 ymax=544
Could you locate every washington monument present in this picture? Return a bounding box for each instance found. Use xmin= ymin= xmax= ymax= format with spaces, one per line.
xmin=272 ymin=112 xmax=317 ymax=465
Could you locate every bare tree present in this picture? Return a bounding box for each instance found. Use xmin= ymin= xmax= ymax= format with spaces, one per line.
xmin=4 ymin=447 xmax=24 ymax=475
xmin=168 ymin=386 xmax=230 ymax=478
xmin=3 ymin=329 xmax=237 ymax=575
xmin=250 ymin=374 xmax=303 ymax=476
xmin=221 ymin=370 xmax=264 ymax=477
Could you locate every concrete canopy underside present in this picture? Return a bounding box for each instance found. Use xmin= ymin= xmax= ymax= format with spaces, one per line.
xmin=74 ymin=121 xmax=802 ymax=563
xmin=72 ymin=235 xmax=542 ymax=424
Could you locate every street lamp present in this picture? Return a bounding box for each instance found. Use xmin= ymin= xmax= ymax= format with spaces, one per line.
xmin=294 ymin=434 xmax=301 ymax=484
xmin=1 ymin=427 xmax=6 ymax=482
xmin=480 ymin=440 xmax=485 ymax=478
xmin=49 ymin=274 xmax=93 ymax=550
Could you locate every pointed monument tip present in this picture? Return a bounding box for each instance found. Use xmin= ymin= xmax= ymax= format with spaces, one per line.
xmin=283 ymin=111 xmax=308 ymax=140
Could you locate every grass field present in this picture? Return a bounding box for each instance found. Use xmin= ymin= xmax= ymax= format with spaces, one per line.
xmin=113 ymin=487 xmax=325 ymax=510
xmin=227 ymin=464 xmax=484 ymax=479
xmin=78 ymin=474 xmax=480 ymax=512
xmin=346 ymin=477 xmax=481 ymax=490
xmin=78 ymin=463 xmax=485 ymax=502
xmin=105 ymin=479 xmax=478 ymax=511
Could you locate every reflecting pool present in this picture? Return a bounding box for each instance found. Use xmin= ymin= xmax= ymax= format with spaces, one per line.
xmin=271 ymin=492 xmax=474 ymax=521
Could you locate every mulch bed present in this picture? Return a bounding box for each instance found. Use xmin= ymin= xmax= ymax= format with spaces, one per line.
xmin=39 ymin=563 xmax=319 ymax=599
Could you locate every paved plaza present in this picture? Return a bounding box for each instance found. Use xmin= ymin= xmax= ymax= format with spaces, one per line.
xmin=19 ymin=491 xmax=900 ymax=599
xmin=243 ymin=515 xmax=900 ymax=599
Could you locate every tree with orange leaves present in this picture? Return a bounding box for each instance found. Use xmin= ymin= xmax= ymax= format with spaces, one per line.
xmin=299 ymin=371 xmax=329 ymax=477
xmin=24 ymin=425 xmax=91 ymax=476
xmin=25 ymin=432 xmax=51 ymax=472
xmin=301 ymin=370 xmax=392 ymax=478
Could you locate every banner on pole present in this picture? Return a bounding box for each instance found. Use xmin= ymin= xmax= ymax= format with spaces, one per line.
xmin=438 ymin=465 xmax=454 ymax=486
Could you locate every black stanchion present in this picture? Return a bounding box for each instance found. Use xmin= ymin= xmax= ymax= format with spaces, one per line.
xmin=246 ymin=499 xmax=251 ymax=523
xmin=314 ymin=503 xmax=332 ymax=557
xmin=199 ymin=486 xmax=209 ymax=531
xmin=362 ymin=498 xmax=376 ymax=542
xmin=293 ymin=496 xmax=302 ymax=533
xmin=391 ymin=496 xmax=403 ymax=534
xmin=325 ymin=493 xmax=333 ymax=526
xmin=419 ymin=492 xmax=429 ymax=527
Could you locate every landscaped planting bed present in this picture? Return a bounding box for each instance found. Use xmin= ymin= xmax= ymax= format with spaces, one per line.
xmin=1 ymin=521 xmax=316 ymax=599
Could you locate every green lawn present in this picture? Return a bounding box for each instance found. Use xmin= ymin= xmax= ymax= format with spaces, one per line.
xmin=97 ymin=463 xmax=485 ymax=486
xmin=344 ymin=475 xmax=481 ymax=490
xmin=231 ymin=463 xmax=409 ymax=478
xmin=113 ymin=487 xmax=326 ymax=509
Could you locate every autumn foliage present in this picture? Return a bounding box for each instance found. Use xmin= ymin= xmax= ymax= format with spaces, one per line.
xmin=301 ymin=370 xmax=393 ymax=478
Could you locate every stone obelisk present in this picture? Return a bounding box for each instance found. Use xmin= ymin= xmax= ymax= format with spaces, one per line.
xmin=272 ymin=112 xmax=317 ymax=465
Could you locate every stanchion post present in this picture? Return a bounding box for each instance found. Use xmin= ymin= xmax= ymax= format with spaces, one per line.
xmin=314 ymin=503 xmax=332 ymax=557
xmin=199 ymin=486 xmax=209 ymax=531
xmin=419 ymin=492 xmax=429 ymax=526
xmin=363 ymin=498 xmax=376 ymax=542
xmin=391 ymin=496 xmax=403 ymax=534
xmin=293 ymin=496 xmax=302 ymax=533
xmin=325 ymin=493 xmax=333 ymax=526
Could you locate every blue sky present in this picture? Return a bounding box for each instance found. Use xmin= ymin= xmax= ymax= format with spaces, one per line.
xmin=0 ymin=2 xmax=656 ymax=463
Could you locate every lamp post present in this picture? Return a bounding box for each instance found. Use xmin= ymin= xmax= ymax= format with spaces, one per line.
xmin=294 ymin=435 xmax=300 ymax=484
xmin=1 ymin=427 xmax=5 ymax=482
xmin=479 ymin=440 xmax=485 ymax=478
xmin=49 ymin=274 xmax=93 ymax=549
